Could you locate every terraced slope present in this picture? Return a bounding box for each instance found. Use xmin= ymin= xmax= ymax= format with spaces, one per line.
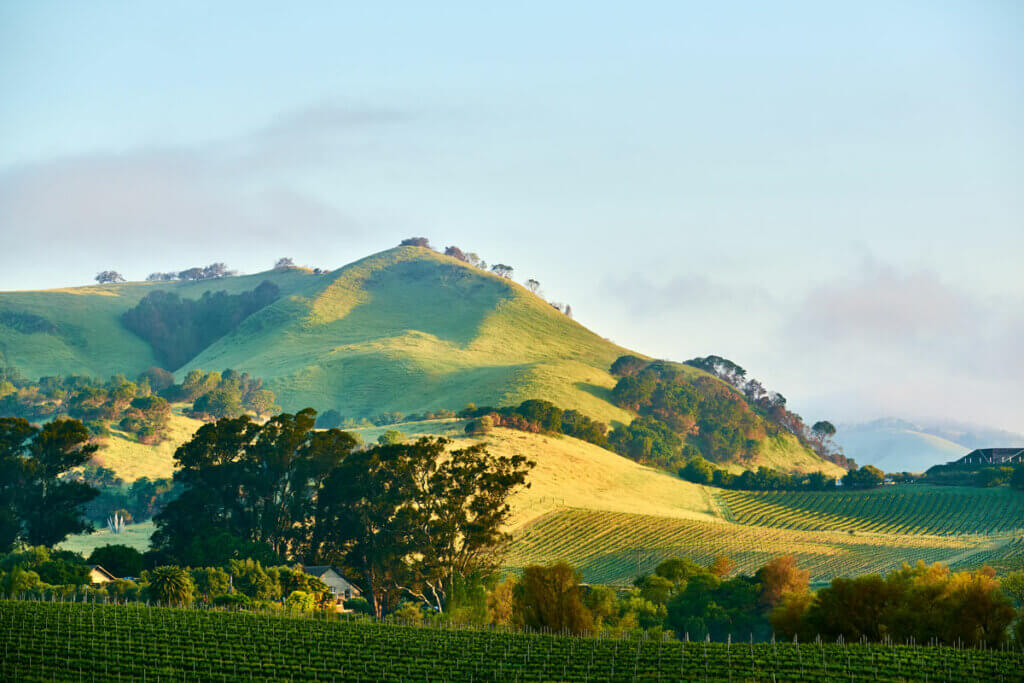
xmin=503 ymin=508 xmax=995 ymax=585
xmin=717 ymin=485 xmax=1024 ymax=536
xmin=8 ymin=601 xmax=1023 ymax=682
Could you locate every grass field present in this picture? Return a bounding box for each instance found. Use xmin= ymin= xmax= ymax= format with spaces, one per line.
xmin=0 ymin=268 xmax=317 ymax=380
xmin=504 ymin=508 xmax=1006 ymax=586
xmin=87 ymin=409 xmax=203 ymax=481
xmin=717 ymin=485 xmax=1024 ymax=536
xmin=58 ymin=521 xmax=154 ymax=557
xmin=4 ymin=601 xmax=1022 ymax=681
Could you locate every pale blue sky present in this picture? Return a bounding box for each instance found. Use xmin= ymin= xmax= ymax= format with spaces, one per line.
xmin=1 ymin=1 xmax=1022 ymax=431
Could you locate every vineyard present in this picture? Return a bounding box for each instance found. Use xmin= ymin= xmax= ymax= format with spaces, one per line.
xmin=716 ymin=485 xmax=1024 ymax=536
xmin=3 ymin=600 xmax=1023 ymax=681
xmin=504 ymin=509 xmax=998 ymax=585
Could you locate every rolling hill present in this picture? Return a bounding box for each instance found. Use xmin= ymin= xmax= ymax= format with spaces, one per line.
xmin=0 ymin=244 xmax=838 ymax=474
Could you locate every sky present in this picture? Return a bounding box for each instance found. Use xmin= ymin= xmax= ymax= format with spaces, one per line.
xmin=1 ymin=1 xmax=1022 ymax=432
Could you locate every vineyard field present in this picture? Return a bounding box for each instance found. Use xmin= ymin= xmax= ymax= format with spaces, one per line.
xmin=3 ymin=600 xmax=1023 ymax=682
xmin=717 ymin=485 xmax=1024 ymax=536
xmin=504 ymin=509 xmax=999 ymax=585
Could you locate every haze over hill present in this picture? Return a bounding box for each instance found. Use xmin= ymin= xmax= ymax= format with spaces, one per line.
xmin=837 ymin=418 xmax=1024 ymax=473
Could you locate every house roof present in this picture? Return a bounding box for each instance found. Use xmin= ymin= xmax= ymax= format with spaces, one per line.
xmin=955 ymin=448 xmax=1024 ymax=464
xmin=302 ymin=566 xmax=362 ymax=595
xmin=87 ymin=565 xmax=117 ymax=581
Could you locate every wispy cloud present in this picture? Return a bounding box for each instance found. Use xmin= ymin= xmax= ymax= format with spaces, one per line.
xmin=0 ymin=101 xmax=410 ymax=283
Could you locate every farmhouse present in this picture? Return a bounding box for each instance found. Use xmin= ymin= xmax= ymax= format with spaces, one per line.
xmin=303 ymin=566 xmax=361 ymax=603
xmin=954 ymin=448 xmax=1024 ymax=467
xmin=87 ymin=565 xmax=117 ymax=585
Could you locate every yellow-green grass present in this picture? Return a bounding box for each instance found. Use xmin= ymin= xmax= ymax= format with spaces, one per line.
xmin=181 ymin=247 xmax=639 ymax=425
xmin=59 ymin=521 xmax=154 ymax=557
xmin=350 ymin=423 xmax=724 ymax=530
xmin=0 ymin=269 xmax=319 ymax=380
xmin=504 ymin=508 xmax=1003 ymax=586
xmin=88 ymin=409 xmax=203 ymax=481
xmin=716 ymin=485 xmax=1024 ymax=536
xmin=723 ymin=433 xmax=846 ymax=478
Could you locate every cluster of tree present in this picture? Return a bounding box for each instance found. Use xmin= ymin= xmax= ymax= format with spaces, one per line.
xmin=0 ymin=417 xmax=99 ymax=552
xmin=399 ymin=239 xmax=573 ymax=317
xmin=122 ymin=281 xmax=280 ymax=370
xmin=679 ymin=457 xmax=886 ymax=490
xmin=176 ymin=368 xmax=280 ymax=420
xmin=679 ymin=457 xmax=839 ymax=491
xmin=922 ymin=462 xmax=1024 ymax=489
xmin=95 ymin=270 xmax=127 ymax=284
xmin=63 ymin=466 xmax=180 ymax=525
xmin=681 ymin=356 xmax=855 ymax=469
xmin=458 ymin=400 xmax=609 ymax=447
xmin=0 ymin=546 xmax=337 ymax=613
xmin=151 ymin=408 xmax=534 ymax=618
xmin=609 ymin=357 xmax=855 ymax=471
xmin=773 ymin=562 xmax=1024 ymax=647
xmin=609 ymin=359 xmax=764 ymax=468
xmin=145 ymin=262 xmax=239 ymax=282
xmin=0 ymin=371 xmax=171 ymax=443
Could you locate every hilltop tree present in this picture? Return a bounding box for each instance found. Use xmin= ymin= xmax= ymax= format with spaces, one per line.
xmin=0 ymin=417 xmax=99 ymax=551
xmin=490 ymin=264 xmax=514 ymax=279
xmin=274 ymin=257 xmax=295 ymax=269
xmin=95 ymin=271 xmax=126 ymax=284
xmin=812 ymin=421 xmax=837 ymax=439
xmin=400 ymin=237 xmax=431 ymax=248
xmin=146 ymin=272 xmax=177 ymax=281
xmin=444 ymin=246 xmax=467 ymax=262
xmin=525 ymin=279 xmax=540 ymax=293
xmin=464 ymin=253 xmax=486 ymax=269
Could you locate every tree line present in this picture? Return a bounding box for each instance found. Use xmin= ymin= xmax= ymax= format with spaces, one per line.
xmin=149 ymin=408 xmax=534 ymax=618
xmin=122 ymin=280 xmax=281 ymax=370
xmin=399 ymin=238 xmax=573 ymax=318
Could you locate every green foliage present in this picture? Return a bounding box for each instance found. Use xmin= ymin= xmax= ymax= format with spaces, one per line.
xmin=88 ymin=545 xmax=143 ymax=578
xmin=0 ymin=417 xmax=98 ymax=551
xmin=774 ymin=562 xmax=1016 ymax=647
xmin=121 ymin=281 xmax=280 ymax=370
xmin=842 ymin=465 xmax=885 ymax=488
xmin=513 ymin=562 xmax=593 ymax=634
xmin=285 ymin=590 xmax=314 ymax=613
xmin=146 ymin=565 xmax=194 ymax=607
xmin=3 ymin=600 xmax=1024 ymax=679
xmin=152 ymin=409 xmax=357 ymax=564
xmin=377 ymin=429 xmax=405 ymax=446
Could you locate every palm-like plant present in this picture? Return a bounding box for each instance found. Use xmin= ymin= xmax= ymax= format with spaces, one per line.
xmin=148 ymin=566 xmax=194 ymax=607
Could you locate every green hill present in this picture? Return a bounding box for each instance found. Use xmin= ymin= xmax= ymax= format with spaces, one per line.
xmin=179 ymin=247 xmax=637 ymax=424
xmin=0 ymin=244 xmax=838 ymax=473
xmin=0 ymin=268 xmax=318 ymax=379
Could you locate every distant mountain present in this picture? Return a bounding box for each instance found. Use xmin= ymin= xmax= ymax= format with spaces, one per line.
xmin=0 ymin=244 xmax=840 ymax=474
xmin=836 ymin=418 xmax=1024 ymax=473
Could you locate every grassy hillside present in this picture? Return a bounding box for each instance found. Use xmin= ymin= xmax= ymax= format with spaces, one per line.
xmin=0 ymin=269 xmax=319 ymax=379
xmin=180 ymin=247 xmax=637 ymax=424
xmin=88 ymin=409 xmax=204 ymax=481
xmin=0 ymin=245 xmax=852 ymax=474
